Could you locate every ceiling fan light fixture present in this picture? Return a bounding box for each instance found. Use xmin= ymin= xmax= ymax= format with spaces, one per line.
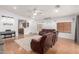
xmin=55 ymin=5 xmax=60 ymax=8
xmin=54 ymin=5 xmax=60 ymax=13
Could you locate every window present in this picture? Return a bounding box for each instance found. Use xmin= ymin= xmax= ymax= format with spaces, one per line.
xmin=57 ymin=22 xmax=71 ymax=33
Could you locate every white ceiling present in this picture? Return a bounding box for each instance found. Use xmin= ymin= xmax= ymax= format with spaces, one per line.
xmin=0 ymin=5 xmax=79 ymax=19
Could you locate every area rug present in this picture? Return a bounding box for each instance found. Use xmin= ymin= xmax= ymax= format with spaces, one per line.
xmin=15 ymin=38 xmax=32 ymax=51
xmin=15 ymin=35 xmax=41 ymax=51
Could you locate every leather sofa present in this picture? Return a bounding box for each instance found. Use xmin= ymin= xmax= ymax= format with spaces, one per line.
xmin=39 ymin=29 xmax=56 ymax=36
xmin=31 ymin=29 xmax=58 ymax=54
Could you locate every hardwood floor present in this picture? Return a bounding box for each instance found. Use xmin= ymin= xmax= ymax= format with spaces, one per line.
xmin=2 ymin=35 xmax=79 ymax=54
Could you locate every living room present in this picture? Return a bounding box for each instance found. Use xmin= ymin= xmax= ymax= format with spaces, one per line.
xmin=0 ymin=5 xmax=79 ymax=54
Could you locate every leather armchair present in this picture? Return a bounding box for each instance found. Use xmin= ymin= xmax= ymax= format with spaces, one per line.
xmin=31 ymin=35 xmax=47 ymax=54
xmin=31 ymin=30 xmax=58 ymax=54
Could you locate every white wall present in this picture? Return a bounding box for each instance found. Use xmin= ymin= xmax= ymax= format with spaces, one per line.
xmin=0 ymin=9 xmax=38 ymax=36
xmin=41 ymin=20 xmax=57 ymax=29
xmin=0 ymin=9 xmax=76 ymax=40
xmin=25 ymin=15 xmax=76 ymax=40
xmin=0 ymin=9 xmax=26 ymax=36
xmin=37 ymin=16 xmax=76 ymax=40
xmin=24 ymin=19 xmax=38 ymax=35
xmin=0 ymin=17 xmax=15 ymax=31
xmin=55 ymin=16 xmax=76 ymax=40
xmin=37 ymin=19 xmax=57 ymax=29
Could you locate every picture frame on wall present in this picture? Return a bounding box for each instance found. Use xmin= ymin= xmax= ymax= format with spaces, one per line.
xmin=27 ymin=22 xmax=29 ymax=27
xmin=22 ymin=22 xmax=26 ymax=28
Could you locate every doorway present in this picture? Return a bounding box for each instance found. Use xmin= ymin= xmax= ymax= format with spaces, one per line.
xmin=37 ymin=23 xmax=43 ymax=33
xmin=18 ymin=20 xmax=26 ymax=37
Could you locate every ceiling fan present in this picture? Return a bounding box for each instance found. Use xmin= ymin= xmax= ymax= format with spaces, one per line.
xmin=55 ymin=5 xmax=60 ymax=8
xmin=31 ymin=8 xmax=44 ymax=19
xmin=33 ymin=8 xmax=43 ymax=15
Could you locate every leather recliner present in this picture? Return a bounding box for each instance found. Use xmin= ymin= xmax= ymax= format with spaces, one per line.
xmin=31 ymin=30 xmax=58 ymax=54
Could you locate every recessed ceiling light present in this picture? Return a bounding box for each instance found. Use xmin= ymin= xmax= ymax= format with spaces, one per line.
xmin=13 ymin=6 xmax=17 ymax=10
xmin=33 ymin=12 xmax=37 ymax=15
xmin=55 ymin=9 xmax=59 ymax=13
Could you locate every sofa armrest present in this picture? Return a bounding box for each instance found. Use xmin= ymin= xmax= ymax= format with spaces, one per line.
xmin=31 ymin=39 xmax=41 ymax=43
